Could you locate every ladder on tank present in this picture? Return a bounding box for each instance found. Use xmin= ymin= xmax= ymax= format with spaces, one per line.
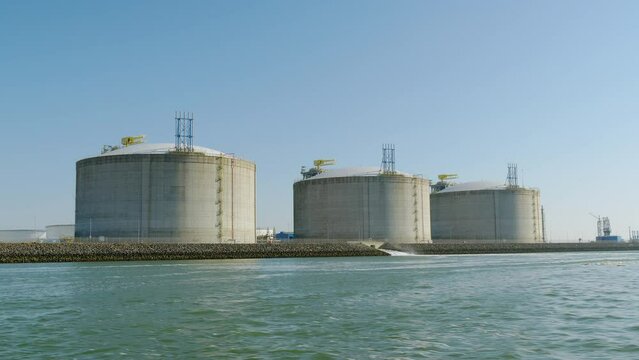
xmin=412 ymin=177 xmax=420 ymax=242
xmin=216 ymin=159 xmax=224 ymax=241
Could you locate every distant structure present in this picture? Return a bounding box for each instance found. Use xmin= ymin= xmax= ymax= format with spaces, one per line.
xmin=256 ymin=228 xmax=275 ymax=241
xmin=591 ymin=214 xmax=623 ymax=242
xmin=430 ymin=164 xmax=543 ymax=243
xmin=75 ymin=113 xmax=256 ymax=243
xmin=275 ymin=231 xmax=295 ymax=240
xmin=294 ymin=145 xmax=431 ymax=243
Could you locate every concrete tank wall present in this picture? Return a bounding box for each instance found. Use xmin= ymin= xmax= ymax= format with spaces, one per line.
xmin=294 ymin=175 xmax=431 ymax=243
xmin=75 ymin=153 xmax=256 ymax=243
xmin=431 ymin=188 xmax=542 ymax=243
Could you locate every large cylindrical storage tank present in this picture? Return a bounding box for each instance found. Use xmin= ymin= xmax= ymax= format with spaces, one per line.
xmin=75 ymin=143 xmax=256 ymax=243
xmin=294 ymin=167 xmax=431 ymax=243
xmin=430 ymin=182 xmax=542 ymax=243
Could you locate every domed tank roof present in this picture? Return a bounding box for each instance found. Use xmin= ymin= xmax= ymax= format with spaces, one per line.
xmin=437 ymin=181 xmax=507 ymax=193
xmin=99 ymin=143 xmax=226 ymax=157
xmin=304 ymin=167 xmax=412 ymax=180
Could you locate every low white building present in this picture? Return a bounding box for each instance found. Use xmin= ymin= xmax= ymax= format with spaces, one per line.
xmin=256 ymin=228 xmax=275 ymax=240
xmin=0 ymin=230 xmax=46 ymax=243
xmin=45 ymin=224 xmax=75 ymax=242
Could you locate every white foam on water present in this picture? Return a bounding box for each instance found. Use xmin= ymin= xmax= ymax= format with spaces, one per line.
xmin=378 ymin=249 xmax=416 ymax=256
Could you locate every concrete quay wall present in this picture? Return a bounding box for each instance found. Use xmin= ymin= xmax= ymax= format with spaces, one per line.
xmin=382 ymin=242 xmax=639 ymax=255
xmin=0 ymin=243 xmax=387 ymax=263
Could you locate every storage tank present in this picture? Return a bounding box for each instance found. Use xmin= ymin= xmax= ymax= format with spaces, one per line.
xmin=294 ymin=167 xmax=431 ymax=243
xmin=430 ymin=181 xmax=542 ymax=243
xmin=75 ymin=143 xmax=256 ymax=243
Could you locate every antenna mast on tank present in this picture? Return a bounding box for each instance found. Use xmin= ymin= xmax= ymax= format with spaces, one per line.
xmin=381 ymin=144 xmax=396 ymax=174
xmin=175 ymin=112 xmax=194 ymax=152
xmin=507 ymin=163 xmax=518 ymax=188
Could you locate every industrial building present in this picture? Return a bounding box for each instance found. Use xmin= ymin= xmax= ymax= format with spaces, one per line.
xmin=294 ymin=145 xmax=431 ymax=243
xmin=0 ymin=226 xmax=73 ymax=243
xmin=430 ymin=165 xmax=543 ymax=243
xmin=75 ymin=114 xmax=256 ymax=243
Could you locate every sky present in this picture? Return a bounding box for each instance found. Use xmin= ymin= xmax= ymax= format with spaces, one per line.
xmin=1 ymin=0 xmax=638 ymax=241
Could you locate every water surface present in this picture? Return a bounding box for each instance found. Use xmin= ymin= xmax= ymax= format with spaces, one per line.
xmin=2 ymin=252 xmax=639 ymax=359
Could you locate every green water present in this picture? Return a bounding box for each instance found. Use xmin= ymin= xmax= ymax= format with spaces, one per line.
xmin=2 ymin=252 xmax=639 ymax=359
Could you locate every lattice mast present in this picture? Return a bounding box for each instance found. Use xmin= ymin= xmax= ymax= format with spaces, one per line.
xmin=381 ymin=144 xmax=396 ymax=174
xmin=175 ymin=112 xmax=194 ymax=152
xmin=507 ymin=163 xmax=518 ymax=188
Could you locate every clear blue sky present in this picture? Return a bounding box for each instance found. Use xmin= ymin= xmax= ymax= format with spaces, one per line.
xmin=1 ymin=0 xmax=638 ymax=241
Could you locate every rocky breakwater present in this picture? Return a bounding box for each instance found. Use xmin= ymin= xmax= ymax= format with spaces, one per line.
xmin=0 ymin=243 xmax=388 ymax=264
xmin=381 ymin=242 xmax=639 ymax=255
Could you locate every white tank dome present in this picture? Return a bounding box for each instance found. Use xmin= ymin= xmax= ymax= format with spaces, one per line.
xmin=99 ymin=143 xmax=227 ymax=157
xmin=437 ymin=181 xmax=506 ymax=193
xmin=304 ymin=167 xmax=412 ymax=180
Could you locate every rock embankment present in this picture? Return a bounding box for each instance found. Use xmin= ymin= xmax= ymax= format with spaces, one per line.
xmin=0 ymin=243 xmax=387 ymax=263
xmin=381 ymin=242 xmax=639 ymax=255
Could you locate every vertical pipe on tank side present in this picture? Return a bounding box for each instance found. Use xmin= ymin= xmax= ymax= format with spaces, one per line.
xmin=532 ymin=192 xmax=539 ymax=241
xmin=231 ymin=157 xmax=235 ymax=241
xmin=367 ymin=180 xmax=371 ymax=239
xmin=493 ymin=191 xmax=499 ymax=241
xmin=138 ymin=156 xmax=143 ymax=241
xmin=254 ymin=164 xmax=257 ymax=242
xmin=420 ymin=179 xmax=425 ymax=242
xmin=141 ymin=156 xmax=151 ymax=241
xmin=359 ymin=179 xmax=364 ymax=240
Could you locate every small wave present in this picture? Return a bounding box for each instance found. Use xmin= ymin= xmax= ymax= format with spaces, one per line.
xmin=378 ymin=249 xmax=416 ymax=256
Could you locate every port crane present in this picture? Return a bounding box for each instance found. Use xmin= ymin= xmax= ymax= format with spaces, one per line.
xmin=589 ymin=213 xmax=611 ymax=237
